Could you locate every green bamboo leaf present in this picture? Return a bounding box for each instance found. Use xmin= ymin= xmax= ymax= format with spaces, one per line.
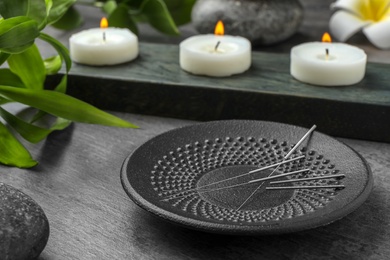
xmin=0 ymin=52 xmax=10 ymax=65
xmin=0 ymin=106 xmax=71 ymax=143
xmin=0 ymin=0 xmax=50 ymax=30
xmin=140 ymin=0 xmax=179 ymax=35
xmin=54 ymin=74 xmax=67 ymax=93
xmin=0 ymin=0 xmax=47 ymax=28
xmin=32 ymin=45 xmax=69 ymax=123
xmin=32 ymin=73 xmax=67 ymax=121
xmin=50 ymin=5 xmax=83 ymax=30
xmin=0 ymin=16 xmax=40 ymax=53
xmin=0 ymin=85 xmax=138 ymax=128
xmin=19 ymin=71 xmax=66 ymax=123
xmin=0 ymin=97 xmax=11 ymax=105
xmin=0 ymin=69 xmax=25 ymax=88
xmin=29 ymin=74 xmax=67 ymax=123
xmin=0 ymin=121 xmax=38 ymax=168
xmin=29 ymin=110 xmax=47 ymax=124
xmin=108 ymin=4 xmax=138 ymax=35
xmin=44 ymin=55 xmax=62 ymax=75
xmin=39 ymin=32 xmax=71 ymax=72
xmin=102 ymin=0 xmax=117 ymax=15
xmin=35 ymin=31 xmax=72 ymax=124
xmin=0 ymin=0 xmax=28 ymax=19
xmin=46 ymin=0 xmax=53 ymax=15
xmin=7 ymin=44 xmax=45 ymax=90
xmin=22 ymin=74 xmax=66 ymax=124
xmin=26 ymin=0 xmax=49 ymax=30
xmin=126 ymin=0 xmax=143 ymax=9
xmin=46 ymin=0 xmax=77 ymax=25
xmin=163 ymin=0 xmax=196 ymax=26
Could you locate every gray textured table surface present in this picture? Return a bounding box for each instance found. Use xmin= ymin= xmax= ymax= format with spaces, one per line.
xmin=0 ymin=111 xmax=389 ymax=259
xmin=1 ymin=1 xmax=390 ymax=259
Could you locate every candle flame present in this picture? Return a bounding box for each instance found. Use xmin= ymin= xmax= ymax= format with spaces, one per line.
xmin=322 ymin=32 xmax=332 ymax=43
xmin=100 ymin=17 xmax=108 ymax=29
xmin=214 ymin=20 xmax=224 ymax=36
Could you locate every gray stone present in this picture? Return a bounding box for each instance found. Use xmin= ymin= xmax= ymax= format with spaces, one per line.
xmin=192 ymin=0 xmax=304 ymax=46
xmin=0 ymin=183 xmax=49 ymax=260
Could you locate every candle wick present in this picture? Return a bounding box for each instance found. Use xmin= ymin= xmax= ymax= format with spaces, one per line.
xmin=215 ymin=41 xmax=221 ymax=51
xmin=103 ymin=31 xmax=106 ymax=42
xmin=326 ymin=48 xmax=329 ymax=60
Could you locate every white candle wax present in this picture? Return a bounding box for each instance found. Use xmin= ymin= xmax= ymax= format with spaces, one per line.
xmin=180 ymin=35 xmax=251 ymax=77
xmin=70 ymin=28 xmax=138 ymax=66
xmin=290 ymin=42 xmax=367 ymax=86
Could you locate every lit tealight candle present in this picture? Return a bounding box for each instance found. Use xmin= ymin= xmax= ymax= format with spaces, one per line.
xmin=290 ymin=33 xmax=367 ymax=86
xmin=69 ymin=18 xmax=138 ymax=66
xmin=180 ymin=21 xmax=251 ymax=77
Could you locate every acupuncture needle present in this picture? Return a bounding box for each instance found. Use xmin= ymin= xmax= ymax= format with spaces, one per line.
xmin=236 ymin=125 xmax=317 ymax=210
xmin=163 ymin=125 xmax=316 ymax=201
xmin=269 ymin=173 xmax=345 ymax=185
xmin=161 ymin=168 xmax=311 ymax=201
xmin=267 ymin=174 xmax=346 ymax=191
xmin=266 ymin=185 xmax=345 ymax=190
xmin=162 ymin=154 xmax=305 ymax=200
xmin=163 ymin=172 xmax=345 ymax=201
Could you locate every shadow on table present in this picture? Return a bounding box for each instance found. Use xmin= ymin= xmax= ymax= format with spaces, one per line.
xmin=30 ymin=124 xmax=75 ymax=171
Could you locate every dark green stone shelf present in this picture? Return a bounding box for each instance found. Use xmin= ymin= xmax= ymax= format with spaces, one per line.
xmin=49 ymin=43 xmax=390 ymax=142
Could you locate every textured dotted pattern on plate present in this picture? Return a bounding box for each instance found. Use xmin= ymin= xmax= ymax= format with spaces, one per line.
xmin=150 ymin=136 xmax=343 ymax=223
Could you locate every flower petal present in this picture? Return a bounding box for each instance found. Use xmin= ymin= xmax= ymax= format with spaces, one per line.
xmin=331 ymin=0 xmax=362 ymax=15
xmin=332 ymin=0 xmax=390 ymax=21
xmin=329 ymin=11 xmax=371 ymax=41
xmin=363 ymin=19 xmax=390 ymax=49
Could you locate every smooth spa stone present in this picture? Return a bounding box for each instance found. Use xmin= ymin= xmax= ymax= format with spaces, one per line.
xmin=0 ymin=183 xmax=49 ymax=260
xmin=192 ymin=0 xmax=304 ymax=46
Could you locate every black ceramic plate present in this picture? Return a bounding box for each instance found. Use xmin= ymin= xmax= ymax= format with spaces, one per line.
xmin=121 ymin=120 xmax=373 ymax=235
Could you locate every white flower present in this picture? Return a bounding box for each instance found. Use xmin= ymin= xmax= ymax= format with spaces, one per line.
xmin=329 ymin=0 xmax=390 ymax=49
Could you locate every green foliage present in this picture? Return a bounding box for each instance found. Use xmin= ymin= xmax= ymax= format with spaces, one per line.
xmin=50 ymin=5 xmax=83 ymax=30
xmin=7 ymin=44 xmax=46 ymax=90
xmin=0 ymin=16 xmax=40 ymax=53
xmin=0 ymin=122 xmax=38 ymax=168
xmin=0 ymin=85 xmax=137 ymax=128
xmin=158 ymin=0 xmax=196 ymax=27
xmin=46 ymin=0 xmax=78 ymax=25
xmin=108 ymin=3 xmax=138 ymax=35
xmin=0 ymin=0 xmax=137 ymax=168
xmin=54 ymin=0 xmax=196 ymax=35
xmin=138 ymin=0 xmax=179 ymax=35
